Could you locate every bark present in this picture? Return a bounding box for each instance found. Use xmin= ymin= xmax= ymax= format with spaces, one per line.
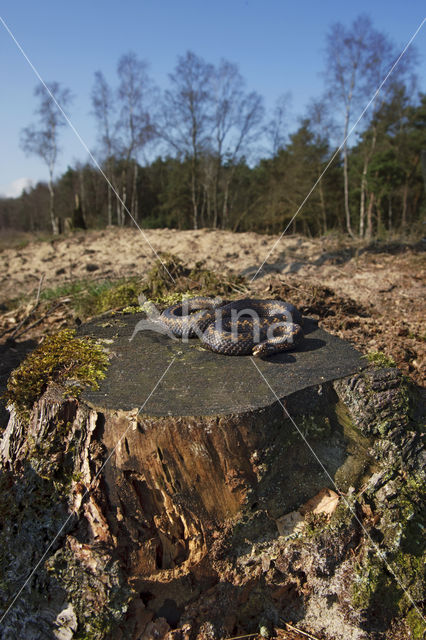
xmin=222 ymin=178 xmax=230 ymax=229
xmin=359 ymin=125 xmax=377 ymax=239
xmin=341 ymin=66 xmax=356 ymax=240
xmin=106 ymin=159 xmax=114 ymax=227
xmin=365 ymin=191 xmax=375 ymax=241
xmin=359 ymin=159 xmax=367 ymax=239
xmin=79 ymin=167 xmax=86 ymax=223
xmin=401 ymin=180 xmax=409 ymax=230
xmin=118 ymin=168 xmax=127 ymax=226
xmin=48 ymin=172 xmax=59 ymax=236
xmin=204 ymin=182 xmax=211 ymax=228
xmin=377 ymin=194 xmax=382 ymax=234
xmin=342 ymin=109 xmax=354 ymax=239
xmin=107 ymin=184 xmax=112 ymax=226
xmin=318 ymin=169 xmax=327 ymax=234
xmin=212 ymin=157 xmax=221 ymax=229
xmin=131 ymin=162 xmax=139 ymax=223
xmin=191 ymin=155 xmax=198 ymax=230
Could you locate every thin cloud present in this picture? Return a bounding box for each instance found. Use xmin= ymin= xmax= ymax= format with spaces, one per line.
xmin=0 ymin=177 xmax=34 ymax=198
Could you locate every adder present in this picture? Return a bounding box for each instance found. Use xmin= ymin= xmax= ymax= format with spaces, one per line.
xmin=159 ymin=297 xmax=304 ymax=357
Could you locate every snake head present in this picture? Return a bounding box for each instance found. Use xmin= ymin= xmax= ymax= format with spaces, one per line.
xmin=252 ymin=342 xmax=269 ymax=357
xmin=252 ymin=323 xmax=304 ymax=357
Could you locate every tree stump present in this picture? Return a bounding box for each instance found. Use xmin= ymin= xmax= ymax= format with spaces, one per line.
xmin=75 ymin=314 xmax=371 ymax=571
xmin=0 ymin=312 xmax=423 ymax=640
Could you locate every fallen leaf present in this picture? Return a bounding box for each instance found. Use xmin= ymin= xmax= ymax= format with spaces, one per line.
xmin=299 ymin=488 xmax=339 ymax=517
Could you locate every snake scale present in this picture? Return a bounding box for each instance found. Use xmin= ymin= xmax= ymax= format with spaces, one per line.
xmin=159 ymin=297 xmax=304 ymax=357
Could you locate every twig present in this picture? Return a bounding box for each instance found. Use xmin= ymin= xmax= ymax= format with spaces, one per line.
xmin=277 ymin=280 xmax=311 ymax=294
xmin=330 ymin=266 xmax=350 ymax=277
xmin=12 ymin=300 xmax=68 ymax=340
xmin=0 ymin=275 xmax=46 ymax=340
xmin=224 ymin=634 xmax=258 ymax=640
xmin=35 ymin=273 xmax=45 ymax=301
xmin=0 ymin=324 xmax=15 ymax=340
xmin=280 ymin=620 xmax=322 ymax=640
xmin=8 ymin=274 xmax=45 ymax=339
xmin=228 ymin=281 xmax=249 ymax=294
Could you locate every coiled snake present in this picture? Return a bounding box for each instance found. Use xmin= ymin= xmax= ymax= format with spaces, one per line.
xmin=160 ymin=297 xmax=304 ymax=357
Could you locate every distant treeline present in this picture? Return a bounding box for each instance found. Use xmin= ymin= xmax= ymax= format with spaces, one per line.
xmin=1 ymin=15 xmax=425 ymax=239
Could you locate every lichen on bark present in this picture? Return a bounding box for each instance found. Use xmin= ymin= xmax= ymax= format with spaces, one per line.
xmin=333 ymin=366 xmax=425 ymax=638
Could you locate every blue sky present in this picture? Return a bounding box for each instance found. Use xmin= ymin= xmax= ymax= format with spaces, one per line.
xmin=0 ymin=0 xmax=425 ymax=197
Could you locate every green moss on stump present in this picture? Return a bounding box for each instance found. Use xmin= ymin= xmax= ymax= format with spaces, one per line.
xmin=351 ymin=550 xmax=425 ymax=635
xmin=6 ymin=329 xmax=109 ymax=419
xmin=363 ymin=351 xmax=397 ymax=368
xmin=404 ymin=608 xmax=426 ymax=640
xmin=93 ymin=281 xmax=141 ymax=313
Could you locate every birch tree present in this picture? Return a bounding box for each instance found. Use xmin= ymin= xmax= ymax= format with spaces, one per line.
xmin=116 ymin=52 xmax=156 ymax=224
xmin=21 ymin=82 xmax=72 ymax=235
xmin=356 ymin=39 xmax=416 ymax=238
xmin=91 ymin=70 xmax=117 ymax=225
xmin=266 ymin=92 xmax=292 ymax=156
xmin=211 ymin=59 xmax=264 ymax=228
xmin=159 ymin=51 xmax=214 ymax=229
xmin=325 ymin=15 xmax=417 ymax=238
xmin=92 ymin=53 xmax=155 ymax=226
xmin=305 ymin=99 xmax=336 ymax=234
xmin=324 ymin=15 xmax=381 ymax=238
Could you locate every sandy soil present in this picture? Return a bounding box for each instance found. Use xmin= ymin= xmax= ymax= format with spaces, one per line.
xmin=0 ymin=227 xmax=424 ymax=387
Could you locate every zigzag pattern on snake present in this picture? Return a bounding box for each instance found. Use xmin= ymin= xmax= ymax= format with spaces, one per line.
xmin=159 ymin=297 xmax=304 ymax=357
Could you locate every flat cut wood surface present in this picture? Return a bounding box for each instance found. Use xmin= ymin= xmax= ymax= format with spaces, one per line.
xmin=80 ymin=313 xmax=366 ymax=416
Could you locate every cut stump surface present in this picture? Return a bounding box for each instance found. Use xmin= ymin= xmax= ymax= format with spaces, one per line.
xmin=79 ymin=313 xmax=366 ymax=416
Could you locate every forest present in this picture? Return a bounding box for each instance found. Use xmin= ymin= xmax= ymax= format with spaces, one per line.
xmin=1 ymin=15 xmax=425 ymax=240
